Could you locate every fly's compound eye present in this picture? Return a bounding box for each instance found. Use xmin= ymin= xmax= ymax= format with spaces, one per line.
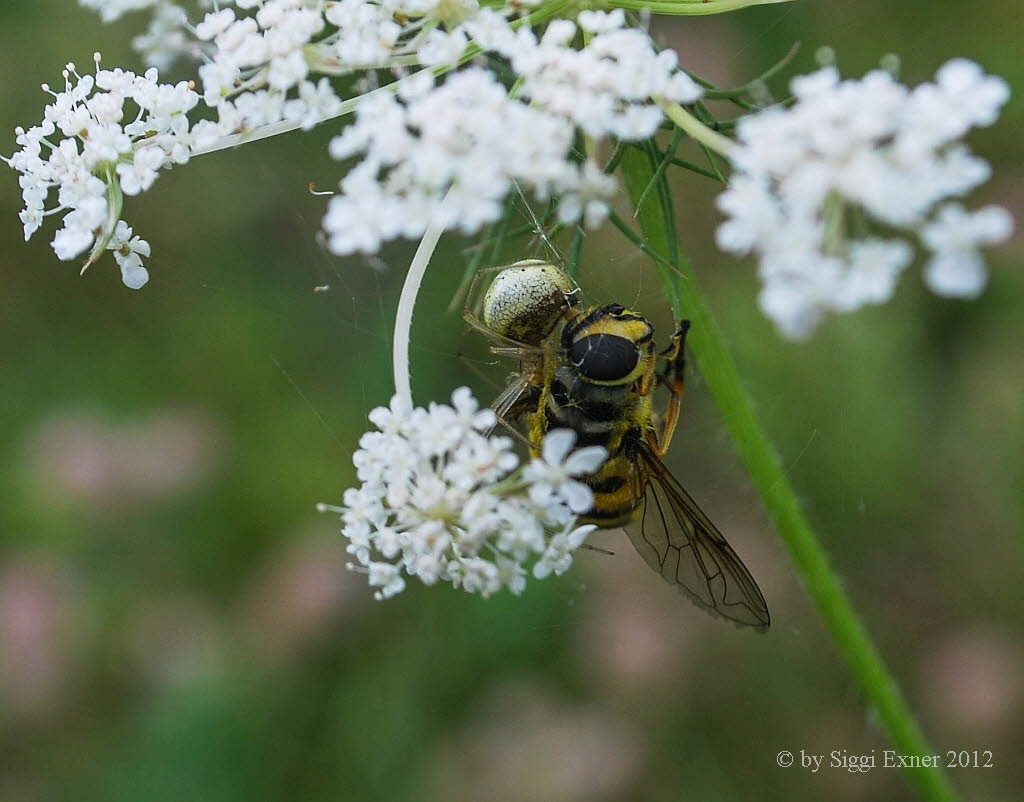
xmin=569 ymin=334 xmax=640 ymax=381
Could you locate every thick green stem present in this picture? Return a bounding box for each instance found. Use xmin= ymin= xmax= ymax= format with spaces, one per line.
xmin=619 ymin=148 xmax=958 ymax=802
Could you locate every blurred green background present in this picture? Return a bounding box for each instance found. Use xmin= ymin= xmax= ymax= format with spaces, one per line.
xmin=2 ymin=2 xmax=1022 ymax=801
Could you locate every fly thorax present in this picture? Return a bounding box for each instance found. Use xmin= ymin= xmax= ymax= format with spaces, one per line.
xmin=548 ymin=364 xmax=632 ymax=432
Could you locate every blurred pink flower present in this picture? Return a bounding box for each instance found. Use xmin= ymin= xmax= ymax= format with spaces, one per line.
xmin=126 ymin=594 xmax=226 ymax=688
xmin=0 ymin=555 xmax=79 ymax=717
xmin=238 ymin=524 xmax=362 ymax=663
xmin=430 ymin=681 xmax=645 ymax=802
xmin=923 ymin=628 xmax=1023 ymax=731
xmin=23 ymin=407 xmax=224 ymax=509
xmin=117 ymin=409 xmax=224 ymax=497
xmin=24 ymin=414 xmax=118 ymax=502
xmin=573 ymin=539 xmax=698 ymax=692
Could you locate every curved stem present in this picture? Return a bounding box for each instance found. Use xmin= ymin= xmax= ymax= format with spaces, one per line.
xmin=659 ymin=101 xmax=737 ymax=158
xmin=619 ymin=148 xmax=959 ymax=802
xmin=81 ymin=164 xmax=124 ymax=273
xmin=393 ymin=218 xmax=445 ymax=404
xmin=605 ymin=0 xmax=794 ymax=15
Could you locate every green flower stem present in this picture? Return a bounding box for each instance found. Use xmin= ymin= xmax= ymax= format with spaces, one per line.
xmin=604 ymin=0 xmax=794 ymax=16
xmin=81 ymin=164 xmax=124 ymax=274
xmin=659 ymin=101 xmax=736 ymax=158
xmin=619 ymin=147 xmax=959 ymax=802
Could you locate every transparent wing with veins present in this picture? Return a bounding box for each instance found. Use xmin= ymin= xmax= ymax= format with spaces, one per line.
xmin=624 ymin=442 xmax=771 ymax=631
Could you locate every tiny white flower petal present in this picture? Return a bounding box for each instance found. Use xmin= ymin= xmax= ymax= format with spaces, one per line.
xmin=541 ymin=428 xmax=576 ymax=466
xmin=120 ymin=259 xmax=150 ymax=289
xmin=563 ymin=481 xmax=594 ymax=514
xmin=563 ymin=446 xmax=607 ymax=476
xmin=566 ymin=524 xmax=597 ymax=549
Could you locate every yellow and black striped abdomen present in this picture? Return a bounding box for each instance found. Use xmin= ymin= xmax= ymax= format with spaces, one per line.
xmin=539 ymin=362 xmax=654 ymax=527
xmin=582 ymin=452 xmax=645 ymax=527
xmin=525 ymin=303 xmax=659 ymax=528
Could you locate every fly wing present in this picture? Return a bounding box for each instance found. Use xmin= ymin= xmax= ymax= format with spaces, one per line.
xmin=624 ymin=442 xmax=770 ymax=631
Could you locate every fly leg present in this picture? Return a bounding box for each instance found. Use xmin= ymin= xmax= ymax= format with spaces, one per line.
xmin=492 ymin=386 xmax=542 ymax=448
xmin=650 ymin=320 xmax=690 ymax=458
xmin=456 ymin=344 xmax=506 ymax=391
xmin=580 ymin=544 xmax=615 ymax=556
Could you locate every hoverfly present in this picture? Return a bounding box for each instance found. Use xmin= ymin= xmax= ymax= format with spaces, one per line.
xmin=463 ymin=259 xmax=770 ymax=630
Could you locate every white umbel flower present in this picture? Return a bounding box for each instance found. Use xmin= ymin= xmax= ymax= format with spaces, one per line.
xmin=533 ymin=520 xmax=596 ymax=579
xmin=716 ymin=59 xmax=1012 ymax=339
xmin=63 ymin=0 xmax=705 ymax=265
xmin=106 ymin=220 xmax=152 ymax=289
xmin=921 ymin=204 xmax=1014 ymax=297
xmin=322 ymin=68 xmax=579 ymax=255
xmin=319 ymin=9 xmax=700 ymax=254
xmin=131 ymin=4 xmax=190 ymax=70
xmin=79 ymin=0 xmax=166 ymax=25
xmin=323 ymin=388 xmax=607 ymax=600
xmin=4 ymin=56 xmax=199 ymax=287
xmin=523 ymin=429 xmax=607 ymax=515
xmin=503 ymin=16 xmax=702 ymax=140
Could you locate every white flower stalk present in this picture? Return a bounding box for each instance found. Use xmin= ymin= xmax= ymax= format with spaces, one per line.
xmin=321 ymin=388 xmax=606 ymax=600
xmin=4 ymin=56 xmax=199 ymax=288
xmin=716 ymin=59 xmax=1013 ymax=339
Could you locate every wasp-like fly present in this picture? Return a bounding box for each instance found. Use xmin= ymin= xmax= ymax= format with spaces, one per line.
xmin=463 ymin=259 xmax=770 ymax=630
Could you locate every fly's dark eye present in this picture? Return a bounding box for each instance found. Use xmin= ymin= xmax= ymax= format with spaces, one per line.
xmin=569 ymin=334 xmax=639 ymax=381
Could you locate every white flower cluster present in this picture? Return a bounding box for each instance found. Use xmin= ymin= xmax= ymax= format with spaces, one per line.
xmin=324 ymin=10 xmax=702 ymax=254
xmin=79 ymin=0 xmax=169 ymax=25
xmin=80 ymin=0 xmax=393 ymax=146
xmin=192 ymin=1 xmax=337 ymax=138
xmin=324 ymin=68 xmax=578 ymax=254
xmin=508 ymin=12 xmax=703 ymax=141
xmin=81 ymin=0 xmax=482 ymax=72
xmin=132 ymin=4 xmax=192 ymax=70
xmin=98 ymin=0 xmax=485 ymax=143
xmin=324 ymin=388 xmax=606 ymax=600
xmin=5 ymin=57 xmax=199 ymax=288
xmin=16 ymin=3 xmax=701 ymax=282
xmin=716 ymin=60 xmax=1013 ymax=339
